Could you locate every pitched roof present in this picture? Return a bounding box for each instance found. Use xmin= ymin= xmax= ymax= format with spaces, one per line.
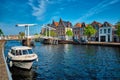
xmin=74 ymin=23 xmax=82 ymax=28
xmin=59 ymin=18 xmax=72 ymax=27
xmin=51 ymin=20 xmax=58 ymax=27
xmin=54 ymin=22 xmax=59 ymax=27
xmin=91 ymin=21 xmax=102 ymax=27
xmin=63 ymin=21 xmax=72 ymax=27
xmin=81 ymin=22 xmax=86 ymax=27
xmin=91 ymin=21 xmax=100 ymax=24
xmin=101 ymin=22 xmax=112 ymax=27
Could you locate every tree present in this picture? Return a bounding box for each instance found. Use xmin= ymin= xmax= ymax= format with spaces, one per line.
xmin=84 ymin=25 xmax=97 ymax=40
xmin=19 ymin=32 xmax=25 ymax=39
xmin=50 ymin=30 xmax=57 ymax=37
xmin=0 ymin=29 xmax=4 ymax=36
xmin=34 ymin=33 xmax=40 ymax=38
xmin=66 ymin=30 xmax=73 ymax=36
xmin=44 ymin=30 xmax=57 ymax=37
xmin=116 ymin=22 xmax=120 ymax=42
xmin=34 ymin=33 xmax=38 ymax=35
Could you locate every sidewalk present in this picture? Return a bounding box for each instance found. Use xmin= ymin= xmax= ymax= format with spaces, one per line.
xmin=0 ymin=40 xmax=9 ymax=80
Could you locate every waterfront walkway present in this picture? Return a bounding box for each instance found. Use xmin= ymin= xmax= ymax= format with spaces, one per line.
xmin=0 ymin=40 xmax=9 ymax=80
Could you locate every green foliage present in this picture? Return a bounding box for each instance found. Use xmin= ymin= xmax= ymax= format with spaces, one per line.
xmin=66 ymin=30 xmax=73 ymax=36
xmin=34 ymin=33 xmax=38 ymax=35
xmin=84 ymin=25 xmax=97 ymax=38
xmin=0 ymin=29 xmax=4 ymax=36
xmin=116 ymin=22 xmax=120 ymax=37
xmin=19 ymin=32 xmax=25 ymax=39
xmin=50 ymin=31 xmax=57 ymax=37
xmin=44 ymin=30 xmax=57 ymax=37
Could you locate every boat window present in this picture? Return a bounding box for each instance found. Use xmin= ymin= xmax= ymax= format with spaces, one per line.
xmin=16 ymin=50 xmax=22 ymax=55
xmin=28 ymin=49 xmax=33 ymax=54
xmin=19 ymin=50 xmax=22 ymax=55
xmin=16 ymin=50 xmax=19 ymax=55
xmin=23 ymin=50 xmax=28 ymax=55
xmin=11 ymin=49 xmax=15 ymax=55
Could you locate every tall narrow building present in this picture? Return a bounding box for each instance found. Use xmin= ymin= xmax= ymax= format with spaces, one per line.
xmin=51 ymin=18 xmax=73 ymax=40
xmin=73 ymin=22 xmax=87 ymax=42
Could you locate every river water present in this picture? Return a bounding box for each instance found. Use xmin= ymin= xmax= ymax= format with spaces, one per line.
xmin=4 ymin=40 xmax=120 ymax=80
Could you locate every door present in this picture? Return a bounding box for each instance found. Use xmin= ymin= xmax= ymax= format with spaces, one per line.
xmin=101 ymin=36 xmax=105 ymax=42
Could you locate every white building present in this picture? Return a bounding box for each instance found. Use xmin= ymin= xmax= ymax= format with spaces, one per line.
xmin=99 ymin=22 xmax=113 ymax=42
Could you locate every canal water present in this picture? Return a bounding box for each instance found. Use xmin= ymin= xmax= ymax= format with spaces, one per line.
xmin=4 ymin=40 xmax=120 ymax=80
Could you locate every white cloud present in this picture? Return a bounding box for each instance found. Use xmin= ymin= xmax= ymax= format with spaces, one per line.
xmin=28 ymin=0 xmax=48 ymax=20
xmin=28 ymin=0 xmax=76 ymax=21
xmin=74 ymin=0 xmax=120 ymax=23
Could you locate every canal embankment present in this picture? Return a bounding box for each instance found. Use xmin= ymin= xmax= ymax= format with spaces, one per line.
xmin=0 ymin=40 xmax=12 ymax=80
xmin=78 ymin=41 xmax=120 ymax=47
xmin=39 ymin=38 xmax=120 ymax=47
xmin=55 ymin=40 xmax=120 ymax=47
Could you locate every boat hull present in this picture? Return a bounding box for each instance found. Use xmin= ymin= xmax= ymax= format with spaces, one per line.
xmin=13 ymin=61 xmax=33 ymax=69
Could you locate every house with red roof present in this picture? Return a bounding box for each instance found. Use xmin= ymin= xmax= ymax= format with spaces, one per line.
xmin=73 ymin=22 xmax=87 ymax=42
xmin=50 ymin=18 xmax=73 ymax=40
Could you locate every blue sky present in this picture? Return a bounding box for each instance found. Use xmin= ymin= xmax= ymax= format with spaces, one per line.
xmin=0 ymin=0 xmax=120 ymax=35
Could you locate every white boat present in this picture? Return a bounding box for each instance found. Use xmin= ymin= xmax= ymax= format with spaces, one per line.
xmin=7 ymin=46 xmax=38 ymax=69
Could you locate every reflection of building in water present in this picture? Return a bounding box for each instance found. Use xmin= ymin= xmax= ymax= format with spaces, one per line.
xmin=64 ymin=44 xmax=69 ymax=53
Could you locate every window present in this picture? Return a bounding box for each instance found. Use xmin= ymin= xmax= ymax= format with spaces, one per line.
xmin=75 ymin=31 xmax=76 ymax=34
xmin=28 ymin=49 xmax=33 ymax=54
xmin=100 ymin=29 xmax=102 ymax=34
xmin=108 ymin=29 xmax=110 ymax=33
xmin=104 ymin=29 xmax=106 ymax=33
xmin=11 ymin=49 xmax=15 ymax=55
xmin=16 ymin=50 xmax=20 ymax=55
xmin=19 ymin=50 xmax=22 ymax=55
xmin=23 ymin=50 xmax=28 ymax=55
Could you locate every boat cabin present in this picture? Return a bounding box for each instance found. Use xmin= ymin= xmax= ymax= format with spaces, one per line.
xmin=10 ymin=46 xmax=34 ymax=56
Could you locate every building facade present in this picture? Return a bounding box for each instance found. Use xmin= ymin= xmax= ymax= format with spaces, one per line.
xmin=51 ymin=18 xmax=73 ymax=40
xmin=91 ymin=21 xmax=102 ymax=41
xmin=112 ymin=25 xmax=120 ymax=42
xmin=73 ymin=22 xmax=87 ymax=42
xmin=99 ymin=22 xmax=113 ymax=42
